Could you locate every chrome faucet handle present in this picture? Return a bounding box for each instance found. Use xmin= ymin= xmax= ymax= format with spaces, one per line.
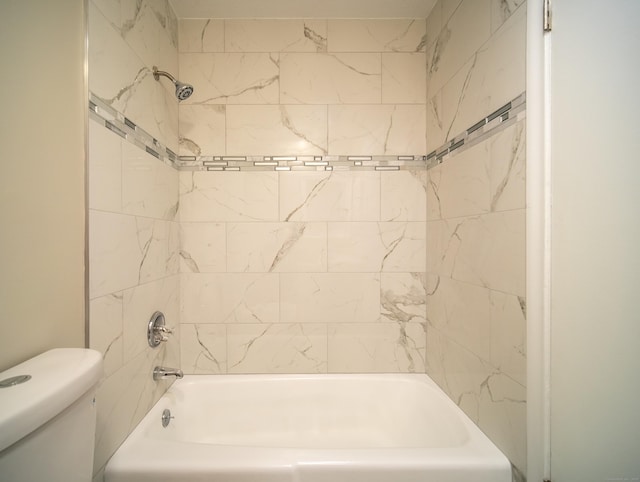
xmin=148 ymin=312 xmax=174 ymax=347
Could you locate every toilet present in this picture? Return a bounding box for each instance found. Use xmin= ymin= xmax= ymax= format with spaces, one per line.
xmin=0 ymin=348 xmax=103 ymax=482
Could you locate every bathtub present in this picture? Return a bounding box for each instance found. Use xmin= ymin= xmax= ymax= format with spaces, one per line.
xmin=105 ymin=374 xmax=511 ymax=482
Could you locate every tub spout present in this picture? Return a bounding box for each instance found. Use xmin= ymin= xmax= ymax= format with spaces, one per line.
xmin=153 ymin=366 xmax=184 ymax=381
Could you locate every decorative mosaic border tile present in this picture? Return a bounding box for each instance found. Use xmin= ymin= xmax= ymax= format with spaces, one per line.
xmin=178 ymin=155 xmax=426 ymax=171
xmin=426 ymin=92 xmax=526 ymax=170
xmin=89 ymin=94 xmax=180 ymax=169
xmin=89 ymin=91 xmax=525 ymax=172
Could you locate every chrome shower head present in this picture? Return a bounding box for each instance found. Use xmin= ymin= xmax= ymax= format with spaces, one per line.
xmin=174 ymin=81 xmax=194 ymax=101
xmin=152 ymin=66 xmax=194 ymax=101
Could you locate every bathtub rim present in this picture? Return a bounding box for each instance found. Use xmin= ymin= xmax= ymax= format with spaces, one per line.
xmin=105 ymin=373 xmax=511 ymax=481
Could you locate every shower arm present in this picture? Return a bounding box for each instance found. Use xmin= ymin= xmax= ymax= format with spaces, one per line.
xmin=152 ymin=67 xmax=177 ymax=84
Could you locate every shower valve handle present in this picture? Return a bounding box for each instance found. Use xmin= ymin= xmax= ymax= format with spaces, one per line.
xmin=147 ymin=311 xmax=174 ymax=347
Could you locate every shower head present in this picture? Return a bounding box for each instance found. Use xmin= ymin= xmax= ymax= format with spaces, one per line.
xmin=152 ymin=66 xmax=194 ymax=101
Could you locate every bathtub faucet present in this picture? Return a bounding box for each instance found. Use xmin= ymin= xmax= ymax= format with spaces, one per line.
xmin=153 ymin=366 xmax=184 ymax=381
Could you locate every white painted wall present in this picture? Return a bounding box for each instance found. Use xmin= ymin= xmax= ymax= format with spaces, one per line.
xmin=549 ymin=1 xmax=640 ymax=479
xmin=0 ymin=0 xmax=86 ymax=371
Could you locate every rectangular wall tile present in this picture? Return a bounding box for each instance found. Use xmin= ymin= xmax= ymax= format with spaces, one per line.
xmin=327 ymin=19 xmax=426 ymax=52
xmin=425 ymin=0 xmax=526 ymax=476
xmin=426 ymin=274 xmax=492 ymax=361
xmin=489 ymin=119 xmax=526 ymax=213
xmin=122 ymin=141 xmax=179 ymax=220
xmin=89 ymin=293 xmax=124 ymax=377
xmin=89 ymin=2 xmax=178 ymax=152
xmin=427 ymin=138 xmax=492 ymax=219
xmin=328 ymin=104 xmax=426 ymax=155
xmin=180 ymin=53 xmax=280 ymax=104
xmin=328 ymin=222 xmax=426 ymax=272
xmin=380 ymin=170 xmax=427 ymax=221
xmin=279 ymin=171 xmax=380 ymax=222
xmin=180 ymin=324 xmax=227 ymax=373
xmin=119 ymin=0 xmax=178 ymax=77
xmin=179 ymin=171 xmax=279 ymax=222
xmin=136 ymin=218 xmax=178 ymax=284
xmin=93 ymin=343 xmax=178 ymax=473
xmin=426 ymin=164 xmax=444 ymax=221
xmin=381 ymin=272 xmax=427 ymax=323
xmin=179 ymin=19 xmax=224 ymax=52
xmin=424 ymin=4 xmax=443 ymax=51
xmin=225 ymin=20 xmax=327 ymax=53
xmin=226 ymin=222 xmax=327 ymax=273
xmin=426 ymin=0 xmax=492 ymax=97
xmin=281 ymin=273 xmax=381 ymax=323
xmin=90 ymin=210 xmax=143 ymax=298
xmin=179 ymin=222 xmax=226 ymax=273
xmin=89 ymin=1 xmax=181 ymax=478
xmin=382 ymin=53 xmax=427 ymax=104
xmin=490 ymin=0 xmax=525 ymax=34
xmin=427 ymin=326 xmax=526 ymax=473
xmin=122 ymin=276 xmax=179 ymax=364
xmin=328 ymin=322 xmax=426 ymax=373
xmin=427 ymin=5 xmax=526 ymax=150
xmin=281 ymin=53 xmax=381 ymax=104
xmin=181 ymin=273 xmax=279 ymax=324
xmin=425 ymin=325 xmax=494 ymax=416
xmin=178 ymin=104 xmax=226 ymax=156
xmin=477 ymin=371 xmax=527 ymax=472
xmin=89 ymin=119 xmax=122 ymax=213
xmin=426 ymin=210 xmax=525 ymax=296
xmin=490 ymin=290 xmax=526 ymax=386
xmin=227 ymin=323 xmax=327 ymax=373
xmin=226 ymin=105 xmax=328 ymax=155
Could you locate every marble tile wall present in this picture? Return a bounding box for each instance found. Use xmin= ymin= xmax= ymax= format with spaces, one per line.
xmin=88 ymin=1 xmax=180 ymax=480
xmin=177 ymin=18 xmax=427 ymax=156
xmin=177 ymin=18 xmax=429 ymax=374
xmin=178 ymin=169 xmax=428 ymax=374
xmin=424 ymin=0 xmax=526 ymax=477
xmin=85 ymin=4 xmax=525 ymax=479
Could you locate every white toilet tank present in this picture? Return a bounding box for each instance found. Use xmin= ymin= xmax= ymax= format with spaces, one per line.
xmin=0 ymin=348 xmax=103 ymax=482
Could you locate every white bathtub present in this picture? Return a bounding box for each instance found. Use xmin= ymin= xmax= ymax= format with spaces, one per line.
xmin=105 ymin=374 xmax=511 ymax=482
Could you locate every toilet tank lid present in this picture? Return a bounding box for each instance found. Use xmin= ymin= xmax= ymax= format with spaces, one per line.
xmin=0 ymin=348 xmax=103 ymax=453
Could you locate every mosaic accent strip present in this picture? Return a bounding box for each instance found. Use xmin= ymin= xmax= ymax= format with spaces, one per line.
xmin=89 ymin=91 xmax=525 ymax=172
xmin=427 ymin=92 xmax=526 ymax=170
xmin=178 ymin=155 xmax=425 ymax=172
xmin=89 ymin=93 xmax=179 ymax=169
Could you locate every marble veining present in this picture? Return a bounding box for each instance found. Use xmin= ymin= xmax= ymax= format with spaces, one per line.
xmin=380 ymin=223 xmax=408 ymax=272
xmin=327 ymin=19 xmax=427 ymax=53
xmin=428 ymin=26 xmax=451 ymax=79
xmin=393 ymin=21 xmax=426 ymax=52
xmin=283 ymin=173 xmax=333 ymax=221
xmin=179 ymin=137 xmax=201 ymax=156
xmin=268 ymin=223 xmax=307 ymax=272
xmin=491 ymin=0 xmax=525 ymax=33
xmin=179 ymin=250 xmax=200 ymax=273
xmin=490 ymin=120 xmax=525 ymax=211
xmin=230 ymin=325 xmax=270 ymax=370
xmin=228 ymin=324 xmax=327 ymax=373
xmin=120 ymin=1 xmax=143 ymax=38
xmin=381 ymin=273 xmax=427 ymax=323
xmin=443 ymin=53 xmax=478 ymax=142
xmin=280 ymin=106 xmax=328 ymax=155
xmin=96 ymin=67 xmax=149 ymax=109
xmin=395 ymin=321 xmax=426 ymax=373
xmin=198 ymin=74 xmax=280 ymax=104
xmin=427 ymin=172 xmax=443 ymax=219
xmin=517 ymin=296 xmax=526 ymax=317
xmin=193 ymin=324 xmax=224 ymax=371
xmin=303 ymin=24 xmax=328 ymax=52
